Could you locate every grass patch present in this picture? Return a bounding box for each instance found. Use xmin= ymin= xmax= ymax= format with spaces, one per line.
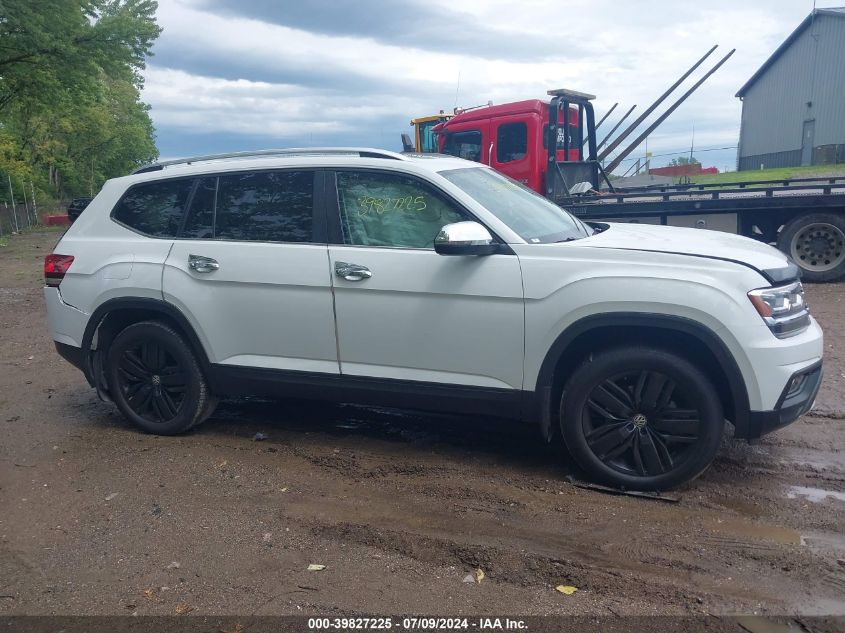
xmin=690 ymin=164 xmax=845 ymax=186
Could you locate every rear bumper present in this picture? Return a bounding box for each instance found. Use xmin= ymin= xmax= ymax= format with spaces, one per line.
xmin=55 ymin=341 xmax=85 ymax=372
xmin=745 ymin=360 xmax=823 ymax=438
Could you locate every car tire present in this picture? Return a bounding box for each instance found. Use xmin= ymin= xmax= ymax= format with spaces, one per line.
xmin=106 ymin=320 xmax=214 ymax=435
xmin=560 ymin=346 xmax=724 ymax=490
xmin=777 ymin=212 xmax=845 ymax=283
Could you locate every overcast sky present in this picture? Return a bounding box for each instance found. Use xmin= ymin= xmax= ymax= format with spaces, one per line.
xmin=142 ymin=0 xmax=838 ymax=172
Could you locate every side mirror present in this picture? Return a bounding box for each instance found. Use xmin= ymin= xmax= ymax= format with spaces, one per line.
xmin=434 ymin=221 xmax=499 ymax=256
xmin=401 ymin=133 xmax=414 ymax=152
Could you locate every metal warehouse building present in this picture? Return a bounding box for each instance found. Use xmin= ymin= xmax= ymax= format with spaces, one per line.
xmin=736 ymin=7 xmax=845 ymax=171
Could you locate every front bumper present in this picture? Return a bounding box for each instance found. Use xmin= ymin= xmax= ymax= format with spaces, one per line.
xmin=746 ymin=360 xmax=823 ymax=438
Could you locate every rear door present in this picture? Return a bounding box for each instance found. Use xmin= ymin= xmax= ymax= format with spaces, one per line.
xmin=162 ymin=169 xmax=339 ymax=374
xmin=490 ymin=116 xmax=536 ymax=190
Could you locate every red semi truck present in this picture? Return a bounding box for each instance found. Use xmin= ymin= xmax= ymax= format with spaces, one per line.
xmin=434 ymin=96 xmax=584 ymax=194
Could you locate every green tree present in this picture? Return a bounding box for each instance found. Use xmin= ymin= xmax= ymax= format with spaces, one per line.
xmin=669 ymin=155 xmax=701 ymax=167
xmin=0 ymin=0 xmax=160 ymax=200
xmin=0 ymin=0 xmax=160 ymax=110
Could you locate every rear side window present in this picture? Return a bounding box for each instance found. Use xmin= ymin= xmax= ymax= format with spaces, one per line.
xmin=215 ymin=171 xmax=313 ymax=242
xmin=182 ymin=177 xmax=216 ymax=239
xmin=496 ymin=122 xmax=527 ymax=163
xmin=112 ymin=179 xmax=193 ymax=237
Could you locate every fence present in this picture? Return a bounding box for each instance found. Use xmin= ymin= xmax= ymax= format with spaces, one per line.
xmin=0 ymin=177 xmax=66 ymax=238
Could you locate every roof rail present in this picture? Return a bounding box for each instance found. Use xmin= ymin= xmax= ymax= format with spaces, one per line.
xmin=132 ymin=147 xmax=407 ymax=174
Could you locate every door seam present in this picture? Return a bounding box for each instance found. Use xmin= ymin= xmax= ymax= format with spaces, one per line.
xmin=160 ymin=241 xmax=176 ymax=301
xmin=326 ymin=246 xmax=343 ymax=375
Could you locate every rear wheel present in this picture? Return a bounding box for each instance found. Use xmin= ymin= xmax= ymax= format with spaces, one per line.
xmin=106 ymin=321 xmax=214 ymax=435
xmin=777 ymin=212 xmax=845 ymax=282
xmin=560 ymin=346 xmax=724 ymax=490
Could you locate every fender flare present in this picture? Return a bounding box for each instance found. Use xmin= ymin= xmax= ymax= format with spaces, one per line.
xmin=81 ymin=297 xmax=212 ymax=386
xmin=531 ymin=312 xmax=751 ymax=439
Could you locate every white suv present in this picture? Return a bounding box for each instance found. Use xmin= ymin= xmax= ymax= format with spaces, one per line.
xmin=44 ymin=148 xmax=823 ymax=489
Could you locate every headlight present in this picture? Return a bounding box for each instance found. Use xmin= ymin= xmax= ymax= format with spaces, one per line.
xmin=748 ymin=281 xmax=810 ymax=338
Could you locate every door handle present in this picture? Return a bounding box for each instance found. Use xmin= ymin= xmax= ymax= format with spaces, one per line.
xmin=488 ymin=141 xmax=494 ymax=164
xmin=335 ymin=261 xmax=372 ymax=281
xmin=188 ymin=254 xmax=219 ymax=273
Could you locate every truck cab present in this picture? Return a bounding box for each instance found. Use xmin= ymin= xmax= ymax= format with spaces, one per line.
xmin=433 ymin=96 xmax=586 ymax=195
xmin=409 ymin=113 xmax=453 ymax=153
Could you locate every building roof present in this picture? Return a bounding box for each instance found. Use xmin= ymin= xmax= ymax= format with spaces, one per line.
xmin=736 ymin=7 xmax=845 ymax=98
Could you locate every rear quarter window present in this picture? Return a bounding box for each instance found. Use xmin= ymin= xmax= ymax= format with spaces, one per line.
xmin=111 ymin=179 xmax=194 ymax=237
xmin=214 ymin=170 xmax=313 ymax=243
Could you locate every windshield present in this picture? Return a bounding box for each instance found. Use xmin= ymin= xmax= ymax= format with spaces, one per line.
xmin=439 ymin=167 xmax=591 ymax=243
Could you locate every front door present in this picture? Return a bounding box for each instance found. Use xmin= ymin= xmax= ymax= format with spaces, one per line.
xmin=162 ymin=169 xmax=339 ymax=374
xmin=326 ymin=169 xmax=524 ymax=394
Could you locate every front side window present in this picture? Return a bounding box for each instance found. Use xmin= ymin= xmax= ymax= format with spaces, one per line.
xmin=215 ymin=170 xmax=313 ymax=242
xmin=496 ymin=122 xmax=527 ymax=163
xmin=112 ymin=179 xmax=193 ymax=237
xmin=442 ymin=130 xmax=482 ymax=162
xmin=336 ymin=171 xmax=467 ymax=249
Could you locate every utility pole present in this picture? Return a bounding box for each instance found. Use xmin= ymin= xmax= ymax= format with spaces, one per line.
xmin=690 ymin=124 xmax=695 ymax=163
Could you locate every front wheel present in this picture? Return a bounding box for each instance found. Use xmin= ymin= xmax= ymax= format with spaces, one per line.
xmin=106 ymin=321 xmax=214 ymax=435
xmin=560 ymin=346 xmax=724 ymax=490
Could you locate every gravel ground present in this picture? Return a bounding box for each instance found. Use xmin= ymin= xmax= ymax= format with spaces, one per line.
xmin=1 ymin=228 xmax=844 ymax=620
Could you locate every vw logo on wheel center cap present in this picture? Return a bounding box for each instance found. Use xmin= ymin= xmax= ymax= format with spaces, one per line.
xmin=631 ymin=413 xmax=648 ymax=428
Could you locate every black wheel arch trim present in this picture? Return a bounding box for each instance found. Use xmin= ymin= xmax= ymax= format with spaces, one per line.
xmin=531 ymin=312 xmax=751 ymax=440
xmin=80 ymin=297 xmax=213 ymax=391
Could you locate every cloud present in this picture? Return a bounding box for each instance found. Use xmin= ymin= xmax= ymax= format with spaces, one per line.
xmin=194 ymin=0 xmax=592 ymax=62
xmin=143 ymin=0 xmax=834 ymax=169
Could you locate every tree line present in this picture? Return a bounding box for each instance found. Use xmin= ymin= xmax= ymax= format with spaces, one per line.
xmin=0 ymin=0 xmax=161 ymax=208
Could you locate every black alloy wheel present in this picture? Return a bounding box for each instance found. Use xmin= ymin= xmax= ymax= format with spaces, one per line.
xmin=106 ymin=321 xmax=213 ymax=434
xmin=117 ymin=341 xmax=186 ymax=422
xmin=581 ymin=370 xmax=700 ymax=477
xmin=561 ymin=346 xmax=723 ymax=490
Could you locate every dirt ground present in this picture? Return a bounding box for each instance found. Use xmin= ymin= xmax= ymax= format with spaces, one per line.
xmin=1 ymin=228 xmax=844 ymax=620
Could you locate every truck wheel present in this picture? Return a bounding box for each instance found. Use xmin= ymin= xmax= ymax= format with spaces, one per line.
xmin=106 ymin=321 xmax=214 ymax=435
xmin=560 ymin=346 xmax=723 ymax=490
xmin=777 ymin=212 xmax=845 ymax=282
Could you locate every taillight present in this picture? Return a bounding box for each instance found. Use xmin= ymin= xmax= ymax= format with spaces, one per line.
xmin=44 ymin=254 xmax=74 ymax=287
